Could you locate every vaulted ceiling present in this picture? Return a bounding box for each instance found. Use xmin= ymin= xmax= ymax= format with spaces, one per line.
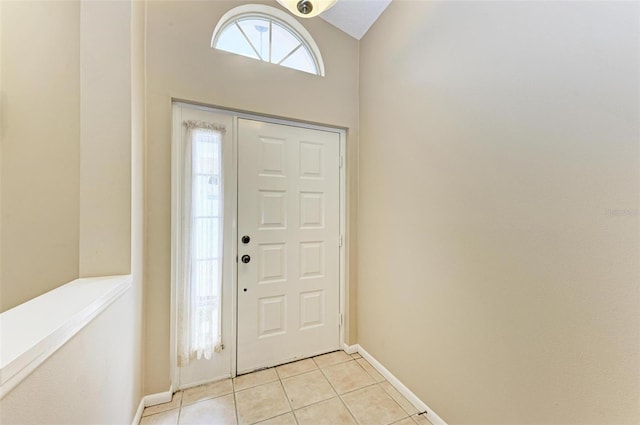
xmin=320 ymin=0 xmax=392 ymax=40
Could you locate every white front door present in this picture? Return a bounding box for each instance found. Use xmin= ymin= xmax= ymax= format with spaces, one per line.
xmin=237 ymin=119 xmax=341 ymax=373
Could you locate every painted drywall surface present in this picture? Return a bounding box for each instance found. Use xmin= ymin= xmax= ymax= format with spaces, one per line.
xmin=144 ymin=0 xmax=359 ymax=393
xmin=0 ymin=290 xmax=140 ymax=424
xmin=0 ymin=0 xmax=81 ymax=311
xmin=1 ymin=1 xmax=144 ymax=421
xmin=358 ymin=1 xmax=639 ymax=423
xmin=1 ymin=0 xmax=136 ymax=309
xmin=130 ymin=0 xmax=147 ymax=418
xmin=79 ymin=1 xmax=132 ymax=277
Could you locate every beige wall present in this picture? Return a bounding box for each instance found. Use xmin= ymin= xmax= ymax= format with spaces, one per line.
xmin=144 ymin=0 xmax=359 ymax=393
xmin=1 ymin=0 xmax=81 ymax=311
xmin=79 ymin=0 xmax=132 ymax=277
xmin=130 ymin=0 xmax=147 ymax=417
xmin=358 ymin=1 xmax=639 ymax=424
xmin=1 ymin=0 xmax=135 ymax=310
xmin=0 ymin=1 xmax=144 ymax=422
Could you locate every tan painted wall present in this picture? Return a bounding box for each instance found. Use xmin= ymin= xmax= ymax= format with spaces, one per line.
xmin=358 ymin=1 xmax=639 ymax=423
xmin=1 ymin=0 xmax=135 ymax=310
xmin=79 ymin=0 xmax=132 ymax=277
xmin=144 ymin=0 xmax=359 ymax=393
xmin=0 ymin=1 xmax=144 ymax=422
xmin=0 ymin=0 xmax=81 ymax=311
xmin=130 ymin=0 xmax=147 ymax=416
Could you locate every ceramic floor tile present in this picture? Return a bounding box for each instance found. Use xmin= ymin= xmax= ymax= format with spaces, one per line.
xmin=178 ymin=394 xmax=236 ymax=425
xmin=356 ymin=358 xmax=385 ymax=382
xmin=412 ymin=413 xmax=433 ymax=425
xmin=255 ymin=412 xmax=297 ymax=425
xmin=234 ymin=368 xmax=279 ymax=391
xmin=235 ymin=381 xmax=291 ymax=425
xmin=276 ymin=358 xmax=317 ymax=379
xmin=281 ymin=369 xmax=337 ymax=409
xmin=321 ymin=360 xmax=375 ymax=394
xmin=379 ymin=381 xmax=419 ymax=415
xmin=350 ymin=353 xmax=362 ymax=359
xmin=294 ymin=397 xmax=357 ymax=425
xmin=142 ymin=392 xmax=183 ymax=417
xmin=139 ymin=408 xmax=179 ymax=425
xmin=182 ymin=379 xmax=233 ymax=406
xmin=313 ymin=351 xmax=352 ymax=368
xmin=341 ymin=385 xmax=408 ymax=425
xmin=392 ymin=418 xmax=417 ymax=425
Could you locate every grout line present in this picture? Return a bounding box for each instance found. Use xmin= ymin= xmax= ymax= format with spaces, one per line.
xmin=379 ymin=381 xmax=420 ymax=417
xmin=338 ymin=395 xmax=361 ymax=424
xmin=233 ymin=375 xmax=292 ymax=425
xmin=276 ymin=359 xmax=319 ymax=380
xmin=231 ymin=377 xmax=240 ymax=425
xmin=175 ymin=398 xmax=182 ymax=425
xmin=338 ymin=382 xmax=410 ymax=425
xmin=278 ymin=362 xmax=326 ymax=422
xmin=355 ymin=357 xmax=385 ymax=382
xmin=314 ymin=359 xmax=361 ymax=424
xmin=183 ymin=352 xmax=406 ymax=425
xmin=279 ymin=378 xmax=296 ymax=414
xmin=233 ymin=368 xmax=279 ymax=393
xmin=338 ymin=381 xmax=378 ymax=398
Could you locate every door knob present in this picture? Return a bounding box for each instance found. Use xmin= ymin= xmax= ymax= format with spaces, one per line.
xmin=241 ymin=235 xmax=251 ymax=244
xmin=241 ymin=255 xmax=251 ymax=264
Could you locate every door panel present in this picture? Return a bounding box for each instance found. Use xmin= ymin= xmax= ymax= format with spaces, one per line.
xmin=237 ymin=119 xmax=340 ymax=373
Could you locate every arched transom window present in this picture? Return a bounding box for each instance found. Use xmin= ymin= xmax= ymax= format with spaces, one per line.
xmin=211 ymin=4 xmax=325 ymax=76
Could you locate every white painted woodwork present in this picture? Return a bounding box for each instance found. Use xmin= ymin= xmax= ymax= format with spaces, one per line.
xmin=237 ymin=119 xmax=340 ymax=373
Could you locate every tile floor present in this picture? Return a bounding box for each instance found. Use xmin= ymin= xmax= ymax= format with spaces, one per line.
xmin=140 ymin=351 xmax=432 ymax=425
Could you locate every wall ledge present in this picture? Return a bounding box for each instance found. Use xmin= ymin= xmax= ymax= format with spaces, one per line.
xmin=0 ymin=275 xmax=132 ymax=399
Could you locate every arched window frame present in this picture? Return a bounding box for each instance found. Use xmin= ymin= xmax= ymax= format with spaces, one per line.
xmin=211 ymin=4 xmax=325 ymax=77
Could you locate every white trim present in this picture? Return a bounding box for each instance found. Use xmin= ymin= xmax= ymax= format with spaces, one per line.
xmin=0 ymin=275 xmax=132 ymax=399
xmin=338 ymin=130 xmax=347 ymax=353
xmin=210 ymin=4 xmax=325 ymax=76
xmin=144 ymin=385 xmax=174 ymax=407
xmin=230 ymin=116 xmax=240 ymax=378
xmin=341 ymin=343 xmax=358 ymax=354
xmin=357 ymin=345 xmax=448 ymax=425
xmin=131 ymin=398 xmax=145 ymax=425
xmin=132 ymin=386 xmax=175 ymax=424
xmin=170 ymin=105 xmax=181 ymax=391
xmin=173 ymin=101 xmax=346 ymax=134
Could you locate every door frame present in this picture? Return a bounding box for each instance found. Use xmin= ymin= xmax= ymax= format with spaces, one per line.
xmin=170 ymin=100 xmax=347 ymax=388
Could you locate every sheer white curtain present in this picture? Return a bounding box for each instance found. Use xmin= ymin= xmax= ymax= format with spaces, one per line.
xmin=177 ymin=120 xmax=225 ymax=367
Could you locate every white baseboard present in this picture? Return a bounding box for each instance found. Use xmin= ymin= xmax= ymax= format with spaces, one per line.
xmin=143 ymin=385 xmax=174 ymax=407
xmin=131 ymin=398 xmax=145 ymax=425
xmin=131 ymin=385 xmax=174 ymax=425
xmin=341 ymin=342 xmax=358 ymax=354
xmin=356 ymin=345 xmax=447 ymax=425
